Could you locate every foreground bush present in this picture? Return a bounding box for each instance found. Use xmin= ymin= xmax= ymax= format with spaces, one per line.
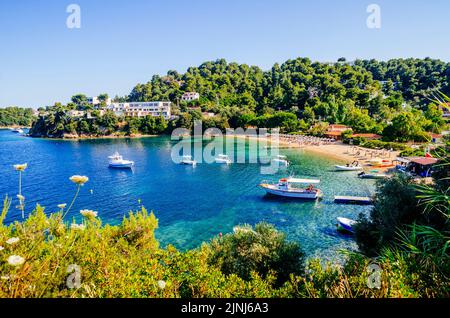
xmin=207 ymin=223 xmax=305 ymax=286
xmin=0 ymin=203 xmax=297 ymax=298
xmin=0 ymin=201 xmax=447 ymax=298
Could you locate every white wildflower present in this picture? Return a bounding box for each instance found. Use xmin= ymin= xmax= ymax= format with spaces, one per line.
xmin=13 ymin=163 xmax=27 ymax=171
xmin=6 ymin=237 xmax=20 ymax=245
xmin=80 ymin=209 xmax=98 ymax=218
xmin=69 ymin=175 xmax=89 ymax=185
xmin=58 ymin=203 xmax=67 ymax=209
xmin=70 ymin=223 xmax=85 ymax=231
xmin=7 ymin=255 xmax=25 ymax=266
xmin=157 ymin=280 xmax=166 ymax=289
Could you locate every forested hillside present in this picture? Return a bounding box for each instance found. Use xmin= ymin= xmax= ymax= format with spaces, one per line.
xmin=0 ymin=107 xmax=35 ymax=127
xmin=30 ymin=57 xmax=449 ymax=139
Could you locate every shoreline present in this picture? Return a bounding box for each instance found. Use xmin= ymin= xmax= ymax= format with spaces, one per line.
xmin=231 ymin=134 xmax=400 ymax=172
xmin=25 ymin=133 xmax=159 ymax=141
xmin=12 ymin=130 xmax=399 ymax=171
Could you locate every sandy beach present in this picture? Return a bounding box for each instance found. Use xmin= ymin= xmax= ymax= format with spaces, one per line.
xmin=303 ymin=143 xmax=399 ymax=172
xmin=233 ymin=134 xmax=400 ymax=172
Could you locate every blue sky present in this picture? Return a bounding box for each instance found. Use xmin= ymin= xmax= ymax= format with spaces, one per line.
xmin=0 ymin=0 xmax=449 ymax=108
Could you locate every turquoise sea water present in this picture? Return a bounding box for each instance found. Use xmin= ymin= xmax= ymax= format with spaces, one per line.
xmin=0 ymin=130 xmax=375 ymax=261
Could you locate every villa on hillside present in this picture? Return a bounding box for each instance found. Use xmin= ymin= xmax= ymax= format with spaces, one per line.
xmin=107 ymin=101 xmax=172 ymax=119
xmin=87 ymin=96 xmax=112 ymax=107
xmin=68 ymin=110 xmax=86 ymax=118
xmin=324 ymin=124 xmax=352 ymax=140
xmin=181 ymin=92 xmax=200 ymax=102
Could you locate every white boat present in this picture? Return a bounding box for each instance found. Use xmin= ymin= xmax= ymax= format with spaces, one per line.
xmin=12 ymin=128 xmax=24 ymax=134
xmin=108 ymin=152 xmax=134 ymax=169
xmin=215 ymin=154 xmax=232 ymax=164
xmin=272 ymin=155 xmax=289 ymax=166
xmin=337 ymin=217 xmax=358 ymax=233
xmin=358 ymin=172 xmax=388 ymax=179
xmin=260 ymin=177 xmax=322 ymax=200
xmin=335 ymin=161 xmax=362 ymax=171
xmin=335 ymin=165 xmax=363 ymax=171
xmin=181 ymin=155 xmax=197 ymax=166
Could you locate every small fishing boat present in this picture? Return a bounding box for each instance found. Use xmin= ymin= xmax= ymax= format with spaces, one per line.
xmin=215 ymin=154 xmax=232 ymax=164
xmin=108 ymin=152 xmax=134 ymax=169
xmin=272 ymin=155 xmax=289 ymax=166
xmin=335 ymin=161 xmax=362 ymax=171
xmin=181 ymin=155 xmax=197 ymax=166
xmin=259 ymin=177 xmax=322 ymax=200
xmin=358 ymin=171 xmax=388 ymax=179
xmin=337 ymin=217 xmax=358 ymax=234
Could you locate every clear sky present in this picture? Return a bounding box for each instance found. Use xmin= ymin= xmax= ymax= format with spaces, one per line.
xmin=0 ymin=0 xmax=449 ymax=108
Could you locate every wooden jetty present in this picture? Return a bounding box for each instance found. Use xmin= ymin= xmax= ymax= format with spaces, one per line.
xmin=334 ymin=195 xmax=373 ymax=205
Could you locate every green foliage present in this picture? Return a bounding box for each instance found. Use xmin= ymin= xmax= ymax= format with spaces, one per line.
xmin=71 ymin=94 xmax=90 ymax=110
xmin=358 ymin=139 xmax=408 ymax=151
xmin=0 ymin=198 xmax=447 ymax=298
xmin=341 ymin=129 xmax=353 ymax=143
xmin=0 ymin=107 xmax=35 ymax=127
xmin=382 ymin=111 xmax=431 ymax=142
xmin=356 ymin=172 xmax=449 ymax=257
xmin=354 ymin=58 xmax=450 ymax=103
xmin=355 ymin=175 xmax=427 ymax=256
xmin=29 ymin=57 xmax=449 ymax=138
xmin=308 ymin=122 xmax=329 ymax=137
xmin=207 ymin=223 xmax=305 ymax=286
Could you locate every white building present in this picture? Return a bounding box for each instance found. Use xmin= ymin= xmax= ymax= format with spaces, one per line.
xmin=181 ymin=92 xmax=200 ymax=102
xmin=68 ymin=110 xmax=86 ymax=118
xmin=107 ymin=101 xmax=171 ymax=119
xmin=87 ymin=96 xmax=112 ymax=107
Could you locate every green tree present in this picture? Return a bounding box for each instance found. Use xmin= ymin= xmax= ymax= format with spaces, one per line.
xmin=71 ymin=94 xmax=88 ymax=108
xmin=207 ymin=223 xmax=305 ymax=286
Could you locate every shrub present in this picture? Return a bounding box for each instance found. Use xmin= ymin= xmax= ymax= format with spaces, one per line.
xmin=207 ymin=223 xmax=305 ymax=286
xmin=354 ymin=175 xmax=424 ymax=256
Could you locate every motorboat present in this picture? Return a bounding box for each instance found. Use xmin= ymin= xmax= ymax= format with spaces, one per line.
xmin=259 ymin=177 xmax=322 ymax=200
xmin=335 ymin=161 xmax=362 ymax=171
xmin=180 ymin=155 xmax=197 ymax=166
xmin=12 ymin=128 xmax=24 ymax=134
xmin=108 ymin=152 xmax=134 ymax=169
xmin=337 ymin=217 xmax=358 ymax=234
xmin=215 ymin=154 xmax=232 ymax=164
xmin=358 ymin=171 xmax=388 ymax=179
xmin=271 ymin=155 xmax=289 ymax=166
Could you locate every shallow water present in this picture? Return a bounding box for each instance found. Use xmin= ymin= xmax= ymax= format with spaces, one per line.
xmin=0 ymin=130 xmax=375 ymax=261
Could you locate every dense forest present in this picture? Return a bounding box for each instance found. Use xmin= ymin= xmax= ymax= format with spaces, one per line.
xmin=29 ymin=57 xmax=449 ymax=139
xmin=0 ymin=107 xmax=35 ymax=127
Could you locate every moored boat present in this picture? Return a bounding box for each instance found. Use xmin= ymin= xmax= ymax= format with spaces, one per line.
xmin=336 ymin=217 xmax=358 ymax=233
xmin=271 ymin=155 xmax=289 ymax=166
xmin=335 ymin=161 xmax=362 ymax=171
xmin=108 ymin=152 xmax=134 ymax=169
xmin=12 ymin=128 xmax=24 ymax=134
xmin=181 ymin=155 xmax=197 ymax=166
xmin=358 ymin=171 xmax=388 ymax=179
xmin=215 ymin=154 xmax=232 ymax=164
xmin=259 ymin=177 xmax=322 ymax=200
